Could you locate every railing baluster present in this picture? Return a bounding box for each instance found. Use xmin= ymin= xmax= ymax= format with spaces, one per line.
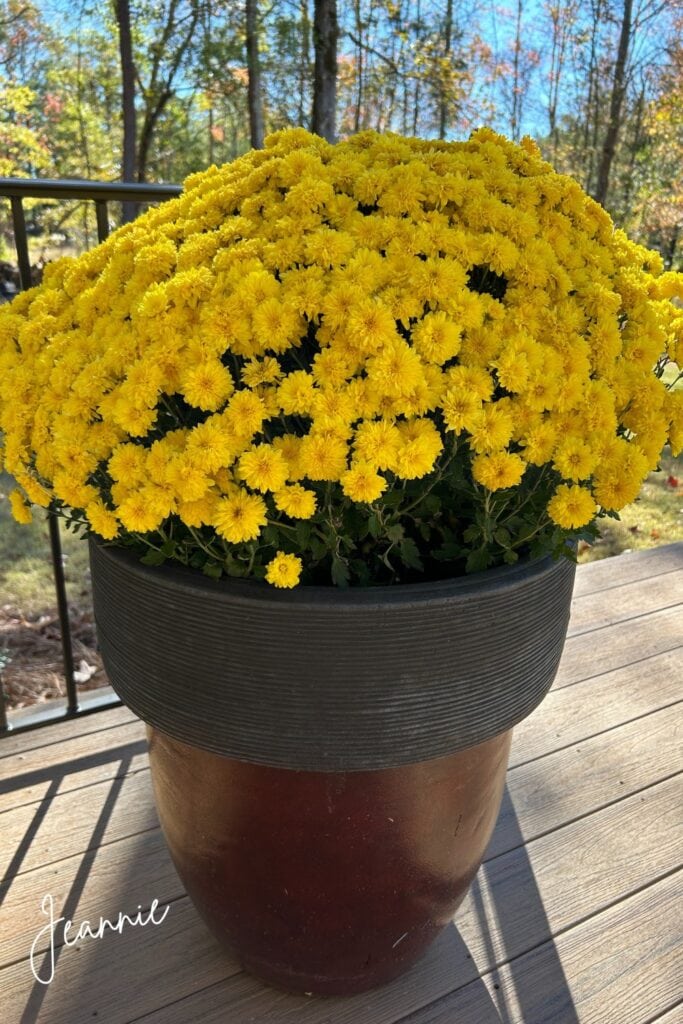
xmin=48 ymin=513 xmax=79 ymax=716
xmin=0 ymin=676 xmax=9 ymax=734
xmin=10 ymin=196 xmax=33 ymax=290
xmin=95 ymin=199 xmax=109 ymax=242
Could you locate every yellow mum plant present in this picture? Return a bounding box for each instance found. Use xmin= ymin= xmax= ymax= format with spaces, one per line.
xmin=1 ymin=127 xmax=682 ymax=587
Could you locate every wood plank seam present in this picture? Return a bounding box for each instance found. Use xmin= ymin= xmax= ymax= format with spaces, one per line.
xmin=568 ymin=600 xmax=683 ymax=638
xmin=577 ymin=561 xmax=683 ymax=598
xmin=485 ymin=768 xmax=683 ymax=863
xmin=0 ymin=712 xmax=139 ymax=761
xmin=552 ymin=643 xmax=683 ymax=693
xmin=472 ymin=863 xmax=683 ymax=979
xmin=575 ymin=562 xmax=683 ymax=599
xmin=0 ymin=763 xmax=151 ymax=818
xmin=643 ymin=1000 xmax=683 ymax=1024
xmin=509 ymin=698 xmax=683 ymax=770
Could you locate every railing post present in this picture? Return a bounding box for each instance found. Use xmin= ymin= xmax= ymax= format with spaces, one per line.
xmin=0 ymin=677 xmax=9 ymax=734
xmin=47 ymin=513 xmax=80 ymax=716
xmin=95 ymin=200 xmax=109 ymax=242
xmin=10 ymin=197 xmax=33 ymax=290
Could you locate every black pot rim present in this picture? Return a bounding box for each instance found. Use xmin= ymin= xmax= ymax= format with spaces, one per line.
xmin=89 ymin=539 xmax=576 ymax=771
xmin=93 ymin=539 xmax=561 ymax=607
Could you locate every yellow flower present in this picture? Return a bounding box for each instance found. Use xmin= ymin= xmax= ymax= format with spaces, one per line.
xmin=341 ymin=463 xmax=387 ymax=503
xmin=394 ymin=418 xmax=443 ymax=479
xmin=273 ymin=484 xmax=317 ymax=518
xmin=223 ymin=390 xmax=266 ymax=437
xmin=86 ymin=499 xmax=120 ymax=540
xmin=367 ymin=338 xmax=426 ymax=397
xmin=553 ymin=436 xmax=599 ymax=482
xmin=186 ymin=417 xmax=238 ymax=474
xmin=178 ymin=493 xmax=218 ymax=528
xmin=213 ymin=489 xmax=267 ymax=542
xmin=352 ymin=419 xmax=401 ymax=470
xmin=265 ymin=551 xmax=302 ymax=588
xmin=238 ymin=444 xmax=289 ymax=493
xmin=9 ymin=489 xmax=33 ymax=524
xmin=241 ymin=357 xmax=282 ymax=388
xmin=547 ymin=484 xmax=597 ymax=528
xmin=411 ymin=312 xmax=462 ymax=365
xmin=117 ymin=490 xmax=167 ymax=533
xmin=252 ymin=297 xmax=303 ymax=354
xmin=468 ymin=401 xmax=514 ymax=454
xmin=347 ymin=299 xmax=400 ymax=354
xmin=181 ymin=359 xmax=234 ymax=411
xmin=520 ymin=418 xmax=557 ymax=466
xmin=299 ymin=433 xmax=349 ymax=481
xmin=277 ymin=370 xmax=317 ymax=416
xmin=472 ymin=451 xmax=526 ymax=491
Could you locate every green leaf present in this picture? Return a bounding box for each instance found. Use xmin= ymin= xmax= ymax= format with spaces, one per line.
xmin=386 ymin=522 xmax=405 ymax=543
xmin=296 ymin=521 xmax=312 ymax=547
xmin=140 ymin=548 xmax=167 ymax=566
xmin=398 ymin=536 xmax=424 ymax=571
xmin=310 ymin=537 xmax=328 ymax=560
xmin=262 ymin=525 xmax=279 ymax=546
xmin=382 ymin=491 xmax=404 ymax=508
xmin=350 ymin=558 xmax=371 ymax=585
xmin=463 ymin=524 xmax=480 ymax=544
xmin=466 ymin=548 xmax=493 ymax=573
xmin=503 ymin=549 xmax=519 ymax=564
xmin=368 ymin=513 xmax=382 ymax=539
xmin=494 ymin=527 xmax=511 ymax=548
xmin=202 ymin=561 xmax=223 ymax=580
xmin=433 ymin=540 xmax=462 ymax=562
xmin=331 ymin=555 xmax=350 ymax=588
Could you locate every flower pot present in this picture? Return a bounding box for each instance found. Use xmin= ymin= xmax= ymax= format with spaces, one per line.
xmin=90 ymin=540 xmax=575 ymax=995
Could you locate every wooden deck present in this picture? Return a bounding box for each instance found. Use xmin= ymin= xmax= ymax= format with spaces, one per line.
xmin=1 ymin=543 xmax=681 ymax=1024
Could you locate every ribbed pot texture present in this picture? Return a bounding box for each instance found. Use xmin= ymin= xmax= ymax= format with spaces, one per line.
xmin=89 ymin=540 xmax=576 ymax=994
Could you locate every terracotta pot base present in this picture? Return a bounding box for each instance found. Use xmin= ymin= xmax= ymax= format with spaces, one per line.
xmin=147 ymin=726 xmax=512 ymax=995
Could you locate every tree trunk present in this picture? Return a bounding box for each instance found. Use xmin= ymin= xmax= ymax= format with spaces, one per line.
xmin=593 ymin=0 xmax=634 ymax=206
xmin=246 ymin=0 xmax=264 ymax=149
xmin=312 ymin=0 xmax=338 ymax=142
xmin=114 ymin=0 xmax=137 ymax=223
xmin=299 ymin=0 xmax=311 ymax=128
xmin=438 ymin=0 xmax=453 ymax=139
xmin=510 ymin=0 xmax=523 ymax=141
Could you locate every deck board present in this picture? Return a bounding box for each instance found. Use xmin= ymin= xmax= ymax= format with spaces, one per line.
xmin=0 ymin=542 xmax=681 ymax=1024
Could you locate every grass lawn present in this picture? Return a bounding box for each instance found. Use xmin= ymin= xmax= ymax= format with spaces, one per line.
xmin=0 ymin=472 xmax=103 ymax=709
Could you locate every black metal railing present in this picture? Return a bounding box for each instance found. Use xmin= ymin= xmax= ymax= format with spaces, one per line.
xmin=0 ymin=176 xmax=182 ymax=736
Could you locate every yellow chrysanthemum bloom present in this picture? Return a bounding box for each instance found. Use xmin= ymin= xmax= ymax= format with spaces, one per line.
xmin=85 ymin=499 xmax=120 ymax=540
xmin=213 ymin=490 xmax=267 ymax=543
xmin=472 ymin=451 xmax=526 ymax=491
xmin=181 ymin=359 xmax=234 ymax=412
xmin=238 ymin=444 xmax=289 ymax=493
xmin=9 ymin=489 xmax=33 ymax=524
xmin=553 ymin=437 xmax=599 ymax=482
xmin=341 ymin=463 xmax=388 ymax=503
xmin=273 ymin=484 xmax=317 ymax=519
xmin=547 ymin=484 xmax=597 ymax=529
xmin=299 ymin=433 xmax=349 ymax=481
xmin=265 ymin=551 xmax=303 ymax=589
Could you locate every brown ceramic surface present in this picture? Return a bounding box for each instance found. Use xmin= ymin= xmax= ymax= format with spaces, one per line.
xmin=147 ymin=725 xmax=512 ymax=995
